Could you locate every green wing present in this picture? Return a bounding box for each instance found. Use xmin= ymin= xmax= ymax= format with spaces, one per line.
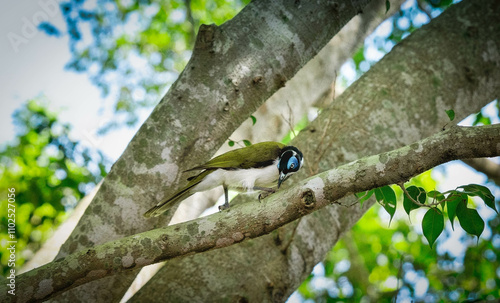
xmin=144 ymin=170 xmax=212 ymax=217
xmin=186 ymin=141 xmax=285 ymax=171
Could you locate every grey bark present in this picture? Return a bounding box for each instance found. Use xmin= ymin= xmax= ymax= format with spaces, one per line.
xmin=123 ymin=0 xmax=407 ymax=297
xmin=47 ymin=0 xmax=372 ymax=301
xmin=131 ymin=0 xmax=500 ymax=301
xmin=8 ymin=124 xmax=500 ymax=303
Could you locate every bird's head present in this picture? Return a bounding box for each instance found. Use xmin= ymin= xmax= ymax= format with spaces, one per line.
xmin=277 ymin=146 xmax=304 ymax=189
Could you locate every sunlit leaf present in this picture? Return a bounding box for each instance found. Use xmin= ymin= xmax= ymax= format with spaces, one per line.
xmin=422 ymin=208 xmax=444 ymax=249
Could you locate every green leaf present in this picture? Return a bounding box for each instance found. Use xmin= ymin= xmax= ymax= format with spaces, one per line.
xmin=427 ymin=190 xmax=445 ymax=201
xmin=446 ymin=192 xmax=467 ymax=230
xmin=457 ymin=184 xmax=497 ymax=213
xmin=243 ymin=139 xmax=252 ymax=147
xmin=228 ymin=140 xmax=235 ymax=147
xmin=472 ymin=112 xmax=492 ymax=126
xmin=385 ymin=0 xmax=390 ymax=13
xmin=356 ymin=190 xmax=374 ymax=207
xmin=422 ymin=208 xmax=444 ymax=249
xmin=456 ymin=201 xmax=484 ymax=239
xmin=250 ymin=115 xmax=257 ymax=125
xmin=403 ymin=186 xmax=426 ymax=216
xmin=374 ymin=186 xmax=397 ymax=224
xmin=444 ymin=109 xmax=455 ymax=121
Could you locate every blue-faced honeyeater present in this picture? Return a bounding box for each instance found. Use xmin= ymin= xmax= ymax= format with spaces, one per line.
xmin=144 ymin=141 xmax=304 ymax=217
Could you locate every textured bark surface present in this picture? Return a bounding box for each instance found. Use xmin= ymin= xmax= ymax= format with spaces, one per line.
xmin=131 ymin=0 xmax=500 ymax=301
xmin=45 ymin=0 xmax=372 ymax=301
xmin=123 ymin=0 xmax=407 ymax=297
xmin=8 ymin=125 xmax=500 ymax=303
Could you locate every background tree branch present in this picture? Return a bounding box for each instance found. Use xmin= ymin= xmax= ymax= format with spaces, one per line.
xmin=131 ymin=0 xmax=500 ymax=301
xmin=9 ymin=124 xmax=500 ymax=303
xmin=462 ymin=158 xmax=500 ymax=186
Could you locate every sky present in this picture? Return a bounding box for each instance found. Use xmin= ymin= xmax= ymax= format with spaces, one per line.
xmin=0 ymin=0 xmax=147 ymax=161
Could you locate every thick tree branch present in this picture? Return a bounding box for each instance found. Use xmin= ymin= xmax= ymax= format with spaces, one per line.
xmin=9 ymin=124 xmax=500 ymax=303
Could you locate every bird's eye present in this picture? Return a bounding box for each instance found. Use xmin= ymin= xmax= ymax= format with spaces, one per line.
xmin=287 ymin=157 xmax=299 ymax=171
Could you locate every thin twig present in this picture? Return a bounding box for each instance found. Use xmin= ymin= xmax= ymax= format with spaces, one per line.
xmin=398 ymin=183 xmax=441 ymax=208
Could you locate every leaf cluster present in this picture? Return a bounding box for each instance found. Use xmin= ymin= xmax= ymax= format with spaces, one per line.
xmin=360 ymin=183 xmax=496 ymax=249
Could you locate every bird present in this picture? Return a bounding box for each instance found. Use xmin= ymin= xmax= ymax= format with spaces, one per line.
xmin=144 ymin=141 xmax=304 ymax=218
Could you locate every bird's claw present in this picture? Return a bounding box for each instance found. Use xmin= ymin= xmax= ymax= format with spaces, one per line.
xmin=218 ymin=204 xmax=230 ymax=211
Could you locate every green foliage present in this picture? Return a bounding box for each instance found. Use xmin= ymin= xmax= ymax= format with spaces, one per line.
xmin=40 ymin=0 xmax=250 ymax=133
xmin=356 ymin=189 xmax=374 ymax=207
xmin=422 ymin=208 xmax=443 ymax=249
xmin=403 ymin=186 xmax=425 ymax=215
xmin=298 ymin=200 xmax=500 ymax=302
xmin=471 ymin=100 xmax=499 ymax=126
xmin=458 ymin=184 xmax=497 ymax=213
xmin=446 ymin=192 xmax=466 ymax=230
xmin=227 ymin=139 xmax=251 ymax=148
xmin=250 ymin=115 xmax=257 ymax=126
xmin=456 ymin=201 xmax=484 ymax=239
xmin=445 ymin=109 xmax=455 ymax=121
xmin=300 ymin=167 xmax=499 ymax=302
xmin=373 ymin=181 xmax=496 ymax=248
xmin=0 ymin=100 xmax=108 ymax=275
xmin=375 ymin=186 xmax=397 ymax=224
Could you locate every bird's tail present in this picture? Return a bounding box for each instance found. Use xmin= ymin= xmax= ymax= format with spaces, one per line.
xmin=143 ymin=170 xmax=210 ymax=218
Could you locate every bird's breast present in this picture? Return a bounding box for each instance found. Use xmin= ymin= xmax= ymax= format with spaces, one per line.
xmin=224 ymin=163 xmax=279 ymax=190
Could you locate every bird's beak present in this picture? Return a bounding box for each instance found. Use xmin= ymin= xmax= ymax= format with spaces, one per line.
xmin=278 ymin=172 xmax=286 ymax=189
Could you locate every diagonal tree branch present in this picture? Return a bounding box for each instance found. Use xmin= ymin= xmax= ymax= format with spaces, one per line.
xmin=8 ymin=124 xmax=500 ymax=303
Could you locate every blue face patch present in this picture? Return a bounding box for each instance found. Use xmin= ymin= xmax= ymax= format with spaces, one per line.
xmin=287 ymin=157 xmax=299 ymax=171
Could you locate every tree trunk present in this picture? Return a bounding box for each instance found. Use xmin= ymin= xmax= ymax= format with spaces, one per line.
xmin=131 ymin=0 xmax=500 ymax=301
